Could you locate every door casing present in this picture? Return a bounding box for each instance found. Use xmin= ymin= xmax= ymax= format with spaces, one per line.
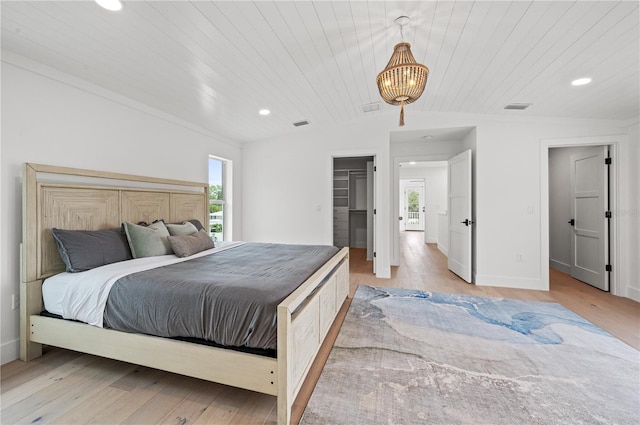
xmin=541 ymin=135 xmax=622 ymax=296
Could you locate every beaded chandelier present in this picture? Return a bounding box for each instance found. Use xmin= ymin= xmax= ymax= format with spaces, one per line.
xmin=376 ymin=17 xmax=429 ymax=126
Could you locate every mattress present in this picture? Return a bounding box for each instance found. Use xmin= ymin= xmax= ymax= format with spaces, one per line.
xmin=43 ymin=242 xmax=339 ymax=350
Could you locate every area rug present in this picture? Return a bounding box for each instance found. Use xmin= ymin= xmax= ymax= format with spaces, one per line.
xmin=300 ymin=285 xmax=639 ymax=425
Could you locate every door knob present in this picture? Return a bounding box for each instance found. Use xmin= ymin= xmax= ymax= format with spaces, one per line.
xmin=460 ymin=219 xmax=474 ymax=226
xmin=568 ymin=219 xmax=575 ymax=226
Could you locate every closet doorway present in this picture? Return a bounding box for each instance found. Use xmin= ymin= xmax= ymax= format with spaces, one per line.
xmin=333 ymin=156 xmax=375 ymax=267
xmin=542 ymin=135 xmax=621 ymax=296
xmin=549 ymin=145 xmax=612 ymax=291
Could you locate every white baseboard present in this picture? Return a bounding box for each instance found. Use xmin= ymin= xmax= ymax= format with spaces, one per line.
xmin=475 ymin=274 xmax=548 ymax=291
xmin=1 ymin=338 xmax=20 ymax=365
xmin=626 ymin=286 xmax=640 ymax=303
xmin=437 ymin=243 xmax=448 ymax=256
xmin=549 ymin=259 xmax=571 ymax=274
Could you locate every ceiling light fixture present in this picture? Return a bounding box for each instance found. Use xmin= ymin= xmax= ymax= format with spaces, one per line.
xmin=95 ymin=0 xmax=123 ymax=11
xmin=259 ymin=109 xmax=270 ymax=116
xmin=571 ymin=77 xmax=592 ymax=86
xmin=376 ymin=16 xmax=429 ymax=127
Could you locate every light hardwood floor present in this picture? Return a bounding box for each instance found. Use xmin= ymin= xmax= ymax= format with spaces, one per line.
xmin=2 ymin=231 xmax=638 ymax=424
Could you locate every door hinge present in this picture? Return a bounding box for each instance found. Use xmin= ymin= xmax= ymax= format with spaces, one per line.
xmin=373 ymin=252 xmax=376 ymax=258
xmin=606 ymin=264 xmax=612 ymax=272
xmin=374 ymin=209 xmax=376 ymax=214
xmin=605 ymin=157 xmax=612 ymax=165
xmin=605 ymin=211 xmax=612 ymax=218
xmin=374 ymin=166 xmax=377 ymax=172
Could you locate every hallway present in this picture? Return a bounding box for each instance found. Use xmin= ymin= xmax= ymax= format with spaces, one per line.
xmin=349 ymin=230 xmax=639 ymax=350
xmin=349 ymin=230 xmax=468 ymax=294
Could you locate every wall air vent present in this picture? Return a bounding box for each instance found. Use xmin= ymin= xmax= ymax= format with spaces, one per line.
xmin=504 ymin=103 xmax=532 ymax=110
xmin=362 ymin=102 xmax=380 ymax=112
xmin=293 ymin=120 xmax=310 ymax=127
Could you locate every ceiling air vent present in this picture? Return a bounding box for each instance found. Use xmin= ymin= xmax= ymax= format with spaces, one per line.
xmin=293 ymin=120 xmax=310 ymax=127
xmin=362 ymin=102 xmax=380 ymax=112
xmin=504 ymin=103 xmax=532 ymax=110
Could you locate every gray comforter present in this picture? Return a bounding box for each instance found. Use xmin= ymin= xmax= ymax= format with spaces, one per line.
xmin=103 ymin=243 xmax=339 ymax=350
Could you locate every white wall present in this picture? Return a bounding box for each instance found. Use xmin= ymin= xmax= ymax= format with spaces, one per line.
xmin=0 ymin=58 xmax=243 ymax=364
xmin=399 ymin=165 xmax=447 ymax=243
xmin=242 ymin=110 xmax=633 ymax=294
xmin=624 ymin=120 xmax=640 ymax=301
xmin=437 ymin=212 xmax=448 ymax=255
xmin=548 ymin=146 xmax=587 ymax=273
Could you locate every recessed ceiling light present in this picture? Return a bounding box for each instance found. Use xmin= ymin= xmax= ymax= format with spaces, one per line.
xmin=95 ymin=0 xmax=123 ymax=11
xmin=259 ymin=109 xmax=270 ymax=116
xmin=571 ymin=77 xmax=592 ymax=86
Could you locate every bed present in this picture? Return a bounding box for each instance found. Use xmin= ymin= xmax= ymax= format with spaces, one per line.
xmin=20 ymin=163 xmax=349 ymax=425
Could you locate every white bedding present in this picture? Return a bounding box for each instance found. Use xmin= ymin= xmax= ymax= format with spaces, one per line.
xmin=42 ymin=241 xmax=245 ymax=327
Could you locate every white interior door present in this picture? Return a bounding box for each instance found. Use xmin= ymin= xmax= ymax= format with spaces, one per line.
xmin=448 ymin=150 xmax=473 ymax=283
xmin=367 ymin=161 xmax=374 ymax=261
xmin=404 ymin=183 xmax=425 ymax=231
xmin=570 ymin=146 xmax=609 ymax=291
xmin=369 ymin=157 xmax=377 ymax=273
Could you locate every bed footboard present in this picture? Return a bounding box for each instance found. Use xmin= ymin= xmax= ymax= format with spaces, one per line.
xmin=277 ymin=247 xmax=349 ymax=425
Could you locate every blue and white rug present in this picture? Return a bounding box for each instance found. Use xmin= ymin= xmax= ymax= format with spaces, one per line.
xmin=301 ymin=285 xmax=639 ymax=425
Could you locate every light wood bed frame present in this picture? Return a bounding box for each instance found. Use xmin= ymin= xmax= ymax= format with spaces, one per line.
xmin=20 ymin=163 xmax=349 ymax=425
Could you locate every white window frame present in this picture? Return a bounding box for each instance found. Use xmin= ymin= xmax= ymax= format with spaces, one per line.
xmin=209 ymin=155 xmax=232 ymax=241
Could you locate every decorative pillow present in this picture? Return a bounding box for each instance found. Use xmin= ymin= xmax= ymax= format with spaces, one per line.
xmin=167 ymin=229 xmax=215 ymax=258
xmin=186 ymin=219 xmax=205 ymax=232
xmin=51 ymin=228 xmax=132 ymax=273
xmin=166 ymin=221 xmax=198 ymax=236
xmin=122 ymin=221 xmax=172 ymax=258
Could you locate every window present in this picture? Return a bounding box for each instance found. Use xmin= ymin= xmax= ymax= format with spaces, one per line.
xmin=209 ymin=156 xmax=231 ymax=241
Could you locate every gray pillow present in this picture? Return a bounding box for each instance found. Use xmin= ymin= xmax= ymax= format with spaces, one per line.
xmin=51 ymin=227 xmax=132 ymax=273
xmin=167 ymin=229 xmax=215 ymax=257
xmin=166 ymin=221 xmax=198 ymax=236
xmin=123 ymin=221 xmax=173 ymax=258
xmin=186 ymin=219 xmax=205 ymax=231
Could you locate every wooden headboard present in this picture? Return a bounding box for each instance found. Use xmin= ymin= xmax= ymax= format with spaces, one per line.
xmin=21 ymin=163 xmax=209 ymax=360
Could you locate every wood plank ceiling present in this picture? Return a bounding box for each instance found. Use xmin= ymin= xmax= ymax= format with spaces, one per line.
xmin=2 ymin=1 xmax=638 ymax=143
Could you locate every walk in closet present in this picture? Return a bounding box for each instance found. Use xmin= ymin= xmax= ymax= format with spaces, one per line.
xmin=333 ymin=157 xmax=374 ymax=254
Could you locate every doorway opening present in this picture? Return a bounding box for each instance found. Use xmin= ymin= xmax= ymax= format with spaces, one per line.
xmin=541 ymin=135 xmax=621 ymax=296
xmin=398 ymin=161 xmax=449 ymax=250
xmin=549 ymin=145 xmax=611 ymax=291
xmin=332 ymin=155 xmax=376 ymax=273
xmin=400 ymin=179 xmax=425 ymax=232
xmin=391 ymin=126 xmax=476 ymax=283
